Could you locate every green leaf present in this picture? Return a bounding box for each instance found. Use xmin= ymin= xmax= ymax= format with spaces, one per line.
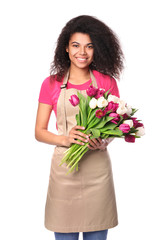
xmin=99 ymin=122 xmax=117 ymax=132
xmin=105 ymin=116 xmax=115 ymax=123
xmin=86 ymin=96 xmax=92 ymax=115
xmin=103 ymin=129 xmax=123 ymax=136
xmin=86 ymin=95 xmax=91 ymax=106
xmin=104 ymin=89 xmax=111 ymax=99
xmin=129 ymin=128 xmax=138 ymax=133
xmin=102 ymin=134 xmax=109 ymax=138
xmin=77 ymin=91 xmax=86 ymax=102
xmin=81 ymin=104 xmax=87 ymax=127
xmin=76 ymin=113 xmax=81 ymax=125
xmin=134 ymin=135 xmax=141 ymax=138
xmin=85 ymin=129 xmax=91 ymax=134
xmin=130 ymin=108 xmax=138 ymax=116
xmin=87 ymin=116 xmax=101 ymax=129
xmin=95 ymin=117 xmax=108 ymax=129
xmin=87 ymin=108 xmax=98 ymax=124
xmin=77 ymin=92 xmax=87 ymax=127
xmin=89 ymin=81 xmax=93 ymax=87
xmin=90 ymin=128 xmax=101 ymax=138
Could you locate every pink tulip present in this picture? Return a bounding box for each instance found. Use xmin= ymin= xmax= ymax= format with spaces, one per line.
xmin=86 ymin=85 xmax=97 ymax=97
xmin=125 ymin=135 xmax=135 ymax=143
xmin=95 ymin=109 xmax=104 ymax=118
xmin=106 ymin=101 xmax=119 ymax=113
xmin=119 ymin=124 xmax=130 ymax=133
xmin=109 ymin=113 xmax=120 ymax=124
xmin=69 ymin=95 xmax=80 ymax=106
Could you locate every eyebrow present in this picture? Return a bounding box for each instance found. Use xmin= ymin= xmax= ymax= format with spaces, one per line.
xmin=71 ymin=41 xmax=93 ymax=45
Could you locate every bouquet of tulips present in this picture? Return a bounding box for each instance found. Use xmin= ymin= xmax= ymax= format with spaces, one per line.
xmin=59 ymin=84 xmax=145 ymax=174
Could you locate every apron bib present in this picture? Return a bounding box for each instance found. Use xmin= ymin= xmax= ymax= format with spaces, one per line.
xmin=44 ymin=70 xmax=118 ymax=233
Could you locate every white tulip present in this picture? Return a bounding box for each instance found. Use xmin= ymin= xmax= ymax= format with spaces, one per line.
xmin=97 ymin=97 xmax=108 ymax=108
xmin=89 ymin=98 xmax=98 ymax=109
xmin=116 ymin=106 xmax=127 ymax=115
xmin=108 ymin=94 xmax=119 ymax=103
xmin=117 ymin=99 xmax=126 ymax=108
xmin=123 ymin=119 xmax=133 ymax=128
xmin=136 ymin=127 xmax=145 ymax=136
xmin=126 ymin=105 xmax=132 ymax=116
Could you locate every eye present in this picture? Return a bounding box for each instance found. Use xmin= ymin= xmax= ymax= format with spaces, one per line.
xmin=87 ymin=45 xmax=94 ymax=49
xmin=72 ymin=44 xmax=79 ymax=48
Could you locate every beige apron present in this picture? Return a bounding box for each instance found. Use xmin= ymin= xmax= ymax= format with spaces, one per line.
xmin=44 ymin=71 xmax=118 ymax=233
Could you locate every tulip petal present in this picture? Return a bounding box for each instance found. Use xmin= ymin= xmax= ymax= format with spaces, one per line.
xmin=125 ymin=135 xmax=135 ymax=143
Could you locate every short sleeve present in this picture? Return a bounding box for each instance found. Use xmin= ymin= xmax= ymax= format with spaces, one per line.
xmin=109 ymin=77 xmax=120 ymax=98
xmin=38 ymin=77 xmax=53 ymax=106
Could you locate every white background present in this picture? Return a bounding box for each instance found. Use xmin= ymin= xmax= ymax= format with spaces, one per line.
xmin=0 ymin=0 xmax=159 ymax=239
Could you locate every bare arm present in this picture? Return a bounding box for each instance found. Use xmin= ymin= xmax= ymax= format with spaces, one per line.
xmin=35 ymin=103 xmax=90 ymax=147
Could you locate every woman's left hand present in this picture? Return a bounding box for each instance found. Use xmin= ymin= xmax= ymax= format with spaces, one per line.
xmin=88 ymin=137 xmax=110 ymax=150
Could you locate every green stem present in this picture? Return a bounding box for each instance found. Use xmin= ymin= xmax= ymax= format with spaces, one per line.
xmin=70 ymin=144 xmax=84 ymax=157
xmin=67 ymin=144 xmax=88 ymax=167
xmin=66 ymin=147 xmax=89 ymax=175
xmin=59 ymin=143 xmax=81 ymax=166
xmin=87 ymin=108 xmax=92 ymax=122
xmin=59 ymin=128 xmax=90 ymax=167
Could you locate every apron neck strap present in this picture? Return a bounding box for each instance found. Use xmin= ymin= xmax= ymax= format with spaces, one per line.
xmin=61 ymin=69 xmax=98 ymax=87
xmin=89 ymin=70 xmax=98 ymax=88
xmin=60 ymin=71 xmax=69 ymax=89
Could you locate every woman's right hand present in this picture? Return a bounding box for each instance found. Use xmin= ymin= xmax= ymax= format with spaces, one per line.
xmin=63 ymin=125 xmax=90 ymax=147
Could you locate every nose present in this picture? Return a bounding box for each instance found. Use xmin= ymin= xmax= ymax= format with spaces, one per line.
xmin=79 ymin=46 xmax=86 ymax=55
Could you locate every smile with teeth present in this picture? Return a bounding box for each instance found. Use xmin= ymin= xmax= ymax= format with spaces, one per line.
xmin=76 ymin=57 xmax=88 ymax=62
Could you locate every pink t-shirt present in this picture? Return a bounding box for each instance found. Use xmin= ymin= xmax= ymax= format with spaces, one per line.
xmin=38 ymin=70 xmax=120 ymax=118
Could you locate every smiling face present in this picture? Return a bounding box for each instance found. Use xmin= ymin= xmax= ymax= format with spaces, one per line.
xmin=66 ymin=32 xmax=94 ymax=70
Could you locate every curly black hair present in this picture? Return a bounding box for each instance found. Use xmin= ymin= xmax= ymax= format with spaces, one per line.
xmin=50 ymin=15 xmax=124 ymax=81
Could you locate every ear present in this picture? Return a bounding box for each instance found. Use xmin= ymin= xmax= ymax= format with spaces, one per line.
xmin=66 ymin=46 xmax=69 ymax=53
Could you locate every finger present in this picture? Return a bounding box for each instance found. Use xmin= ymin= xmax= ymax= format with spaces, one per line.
xmin=89 ymin=138 xmax=100 ymax=147
xmin=72 ymin=139 xmax=85 ymax=146
xmin=87 ymin=144 xmax=96 ymax=150
xmin=70 ymin=135 xmax=86 ymax=145
xmin=69 ymin=125 xmax=85 ymax=136
xmin=72 ymin=134 xmax=89 ymax=143
xmin=72 ymin=129 xmax=90 ymax=140
xmin=74 ymin=125 xmax=85 ymax=130
xmin=96 ymin=137 xmax=103 ymax=144
xmin=88 ymin=138 xmax=98 ymax=148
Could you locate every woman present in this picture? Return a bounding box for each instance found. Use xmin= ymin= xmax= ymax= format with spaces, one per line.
xmin=35 ymin=15 xmax=124 ymax=240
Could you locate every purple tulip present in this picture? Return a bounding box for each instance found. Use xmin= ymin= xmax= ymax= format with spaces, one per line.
xmin=86 ymin=85 xmax=97 ymax=97
xmin=131 ymin=117 xmax=144 ymax=128
xmin=119 ymin=124 xmax=130 ymax=133
xmin=109 ymin=113 xmax=120 ymax=124
xmin=69 ymin=95 xmax=80 ymax=106
xmin=125 ymin=135 xmax=135 ymax=143
xmin=95 ymin=88 xmax=105 ymax=99
xmin=122 ymin=113 xmax=128 ymax=120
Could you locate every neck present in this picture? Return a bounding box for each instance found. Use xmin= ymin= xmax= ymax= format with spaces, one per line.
xmin=69 ymin=65 xmax=90 ymax=81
